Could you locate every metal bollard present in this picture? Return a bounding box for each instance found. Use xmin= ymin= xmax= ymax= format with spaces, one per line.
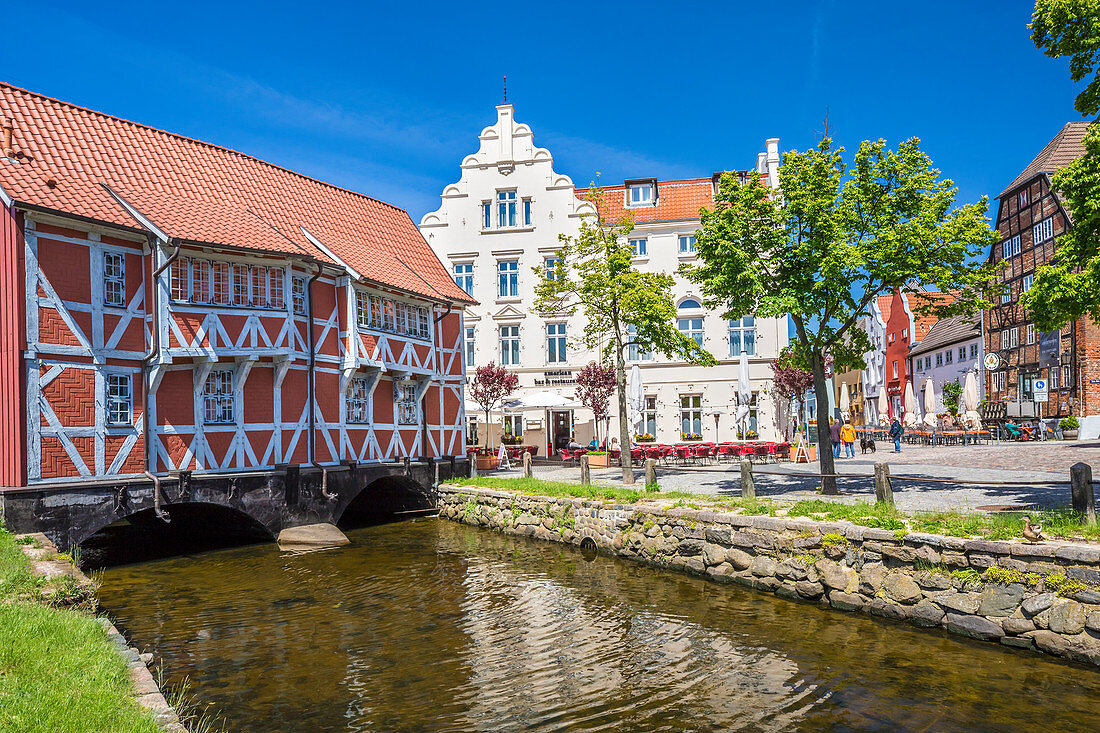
xmin=1071 ymin=462 xmax=1097 ymax=527
xmin=740 ymin=459 xmax=755 ymax=499
xmin=470 ymin=454 xmax=478 ymax=479
xmin=644 ymin=457 xmax=657 ymax=488
xmin=580 ymin=454 xmax=591 ymax=485
xmin=874 ymin=462 xmax=894 ymax=509
xmin=523 ymin=451 xmax=533 ymax=478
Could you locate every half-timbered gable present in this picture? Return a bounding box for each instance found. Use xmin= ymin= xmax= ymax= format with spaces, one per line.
xmin=0 ymin=81 xmax=474 ymax=488
xmin=983 ymin=122 xmax=1089 ymax=420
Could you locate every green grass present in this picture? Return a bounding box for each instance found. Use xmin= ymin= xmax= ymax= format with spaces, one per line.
xmin=0 ymin=527 xmax=160 ymax=733
xmin=787 ymin=499 xmax=906 ymax=530
xmin=910 ymin=508 xmax=1100 ymax=542
xmin=454 ymin=476 xmax=642 ymax=503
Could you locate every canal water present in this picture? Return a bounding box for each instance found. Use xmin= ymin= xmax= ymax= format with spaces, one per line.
xmin=95 ymin=519 xmax=1100 ymax=732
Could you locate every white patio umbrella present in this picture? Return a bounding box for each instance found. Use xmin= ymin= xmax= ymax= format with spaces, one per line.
xmin=502 ymin=391 xmax=583 ymax=411
xmin=922 ymin=378 xmax=939 ymax=428
xmin=735 ymin=349 xmax=752 ymax=436
xmin=963 ymin=370 xmax=982 ymax=430
xmin=839 ymin=384 xmax=850 ymax=422
xmin=627 ymin=365 xmax=645 ymax=435
xmin=877 ymin=388 xmax=889 ymax=426
xmin=903 ymin=381 xmax=919 ymax=427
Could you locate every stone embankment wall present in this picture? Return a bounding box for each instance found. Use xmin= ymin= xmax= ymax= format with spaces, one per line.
xmin=439 ymin=485 xmax=1100 ymax=668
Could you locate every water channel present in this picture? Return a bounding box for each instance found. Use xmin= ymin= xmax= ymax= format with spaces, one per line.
xmin=95 ymin=519 xmax=1100 ymax=732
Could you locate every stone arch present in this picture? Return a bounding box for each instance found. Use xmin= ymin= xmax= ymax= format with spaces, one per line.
xmin=335 ymin=473 xmax=435 ymax=530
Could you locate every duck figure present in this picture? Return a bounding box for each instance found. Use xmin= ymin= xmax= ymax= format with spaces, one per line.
xmin=1022 ymin=515 xmax=1046 ymax=543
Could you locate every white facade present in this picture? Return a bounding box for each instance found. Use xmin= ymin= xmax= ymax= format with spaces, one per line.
xmin=421 ymin=103 xmax=788 ymax=452
xmin=861 ymin=302 xmax=889 ymax=424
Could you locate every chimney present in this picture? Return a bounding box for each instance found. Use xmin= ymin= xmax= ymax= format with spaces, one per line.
xmin=1 ymin=117 xmax=13 ymax=159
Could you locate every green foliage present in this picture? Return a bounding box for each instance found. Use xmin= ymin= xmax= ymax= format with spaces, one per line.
xmin=1044 ymin=571 xmax=1089 ymax=596
xmin=787 ymin=499 xmax=905 ymax=529
xmin=821 ymin=533 xmax=849 ymax=548
xmin=982 ymin=566 xmax=1025 ymax=585
xmin=685 ymin=139 xmax=997 ymax=493
xmin=644 ymin=483 xmax=661 ymax=493
xmin=941 ymin=379 xmax=963 ymax=419
xmin=1060 ymin=414 xmax=1080 ymax=429
xmin=464 ymin=500 xmax=477 ymax=520
xmin=1030 ymin=0 xmax=1100 ymax=117
xmin=1020 ymin=2 xmax=1100 ymax=329
xmin=951 ymin=568 xmax=981 ymax=584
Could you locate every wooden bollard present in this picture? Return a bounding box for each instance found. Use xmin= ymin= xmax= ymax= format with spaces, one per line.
xmin=523 ymin=451 xmax=533 ymax=478
xmin=1071 ymin=462 xmax=1097 ymax=527
xmin=874 ymin=462 xmax=894 ymax=509
xmin=644 ymin=457 xmax=657 ymax=488
xmin=469 ymin=453 xmax=478 ymax=479
xmin=740 ymin=459 xmax=755 ymax=499
xmin=580 ymin=454 xmax=591 ymax=485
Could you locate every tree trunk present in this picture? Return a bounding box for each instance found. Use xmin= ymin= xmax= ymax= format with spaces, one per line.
xmin=484 ymin=409 xmax=491 ymax=450
xmin=812 ymin=353 xmax=838 ymax=495
xmin=616 ymin=351 xmax=634 ymax=485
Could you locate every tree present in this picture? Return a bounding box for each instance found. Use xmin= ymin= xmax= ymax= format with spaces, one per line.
xmin=575 ymin=361 xmax=616 ymax=447
xmin=942 ymin=378 xmax=964 ymax=422
xmin=769 ymin=350 xmax=815 ymax=441
xmin=469 ymin=362 xmax=518 ymax=449
xmin=1019 ymin=1 xmax=1100 ymax=330
xmin=534 ymin=186 xmax=715 ymax=484
xmin=684 ymin=138 xmax=997 ymax=493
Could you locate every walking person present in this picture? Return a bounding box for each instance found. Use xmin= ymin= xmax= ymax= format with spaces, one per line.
xmin=841 ymin=420 xmax=857 ymax=458
xmin=829 ymin=417 xmax=842 ymax=458
xmin=888 ymin=417 xmax=903 ymax=453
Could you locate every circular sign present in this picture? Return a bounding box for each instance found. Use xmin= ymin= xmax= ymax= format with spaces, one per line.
xmin=984 ymin=352 xmax=1001 ymax=370
xmin=1035 ymin=379 xmax=1047 ymax=391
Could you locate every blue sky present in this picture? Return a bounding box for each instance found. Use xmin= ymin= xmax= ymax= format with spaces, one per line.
xmin=0 ymin=2 xmax=1085 ymax=222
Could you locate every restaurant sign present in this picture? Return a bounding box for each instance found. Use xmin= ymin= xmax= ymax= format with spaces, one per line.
xmin=534 ymin=369 xmax=574 ymax=387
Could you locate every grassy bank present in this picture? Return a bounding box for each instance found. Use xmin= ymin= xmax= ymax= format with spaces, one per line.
xmin=450 ymin=477 xmax=1100 ymax=543
xmin=0 ymin=526 xmax=160 ymax=733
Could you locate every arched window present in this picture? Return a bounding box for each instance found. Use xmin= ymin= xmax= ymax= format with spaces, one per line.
xmin=678 ymin=298 xmax=702 ymax=310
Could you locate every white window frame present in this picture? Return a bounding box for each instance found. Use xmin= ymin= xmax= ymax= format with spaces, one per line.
xmin=523 ymin=198 xmax=533 ymax=227
xmin=679 ymin=394 xmax=702 ymax=436
xmin=547 ymin=322 xmax=567 ymax=364
xmin=346 ymin=377 xmax=370 ymax=423
xmin=543 ymin=256 xmax=559 ymax=281
xmin=105 ymin=373 xmax=131 ymax=425
xmin=498 ymin=260 xmax=519 ymax=298
xmin=104 ymin=252 xmax=126 ymax=307
xmin=395 ymin=382 xmax=419 ymax=425
xmin=728 ymin=316 xmax=755 ymax=356
xmin=292 ymin=276 xmax=306 ymax=314
xmin=465 ymin=326 xmax=475 ymax=367
xmin=454 ymin=262 xmax=474 ymax=294
xmin=643 ymin=396 xmax=657 ymax=437
xmin=627 ymin=183 xmax=655 ymax=207
xmin=678 ymin=234 xmax=697 ymax=254
xmin=629 ymin=238 xmax=648 ymax=257
xmin=203 ymin=369 xmax=235 ymax=424
xmin=1023 ymin=274 xmax=1034 ymax=292
xmin=1033 ymin=217 xmax=1053 ymax=244
xmin=627 ymin=324 xmax=653 ymax=362
xmin=1027 ymin=323 xmax=1036 ymax=344
xmin=500 ymin=324 xmax=520 ymax=365
xmin=497 ymin=190 xmax=517 ymax=228
xmin=945 ymin=350 xmax=953 ymax=364
xmin=678 ymin=317 xmax=704 ymax=347
xmin=356 ymin=291 xmax=371 ymax=329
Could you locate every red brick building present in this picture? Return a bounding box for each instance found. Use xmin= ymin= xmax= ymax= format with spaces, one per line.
xmin=881 ymin=288 xmax=957 ymax=418
xmin=983 ymin=122 xmax=1090 ymax=421
xmin=0 ymin=82 xmax=474 ymax=490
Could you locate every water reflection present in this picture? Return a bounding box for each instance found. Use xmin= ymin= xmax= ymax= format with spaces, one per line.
xmin=96 ymin=520 xmax=1100 ymax=732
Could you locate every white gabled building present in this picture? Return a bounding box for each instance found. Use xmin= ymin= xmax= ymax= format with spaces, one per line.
xmin=421 ymin=102 xmax=788 ymax=453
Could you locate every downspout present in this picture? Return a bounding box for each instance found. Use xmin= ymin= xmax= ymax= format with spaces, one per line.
xmin=143 ymin=235 xmax=180 ymax=522
xmin=305 ymin=264 xmax=334 ymax=499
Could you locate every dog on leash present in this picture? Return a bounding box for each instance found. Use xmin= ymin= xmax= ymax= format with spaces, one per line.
xmin=860 ymin=437 xmax=876 ymax=454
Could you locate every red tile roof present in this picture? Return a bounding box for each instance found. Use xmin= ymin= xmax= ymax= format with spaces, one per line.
xmin=875 ymin=293 xmax=893 ymax=324
xmin=577 ymin=177 xmax=716 ymax=224
xmin=999 ymin=121 xmax=1091 ymax=198
xmin=0 ymin=81 xmax=473 ymax=304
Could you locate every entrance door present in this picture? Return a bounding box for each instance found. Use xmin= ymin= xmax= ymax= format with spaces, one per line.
xmin=551 ymin=411 xmax=572 ymax=452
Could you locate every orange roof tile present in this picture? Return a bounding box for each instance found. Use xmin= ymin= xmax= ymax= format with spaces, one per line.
xmin=577 ymin=177 xmax=716 ymax=224
xmin=0 ymin=81 xmax=473 ymax=304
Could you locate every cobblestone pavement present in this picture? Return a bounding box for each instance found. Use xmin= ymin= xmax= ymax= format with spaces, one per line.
xmin=498 ymin=440 xmax=1100 ymax=514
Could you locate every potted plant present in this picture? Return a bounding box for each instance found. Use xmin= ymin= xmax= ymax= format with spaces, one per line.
xmin=736 ymin=429 xmax=759 ymax=440
xmin=1060 ymin=414 xmax=1079 ymax=440
xmin=635 ymin=433 xmax=655 ymax=443
xmin=681 ymin=432 xmax=703 ymax=441
xmin=586 ymin=450 xmax=609 ymax=467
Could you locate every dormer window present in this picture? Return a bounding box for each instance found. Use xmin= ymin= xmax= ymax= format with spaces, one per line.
xmin=626 ymin=179 xmax=657 ymax=207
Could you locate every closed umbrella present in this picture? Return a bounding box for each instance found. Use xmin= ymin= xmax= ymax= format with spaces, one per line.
xmin=923 ymin=378 xmax=939 ymax=428
xmin=735 ymin=349 xmax=752 ymax=436
xmin=877 ymin=388 xmax=889 ymax=426
xmin=627 ymin=365 xmax=645 ymax=436
xmin=963 ymin=370 xmax=982 ymax=430
xmin=903 ymin=381 xmax=919 ymax=427
xmin=839 ymin=384 xmax=850 ymax=422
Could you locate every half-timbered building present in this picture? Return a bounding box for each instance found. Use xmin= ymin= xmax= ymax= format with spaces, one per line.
xmin=0 ymin=82 xmax=474 ymax=510
xmin=983 ymin=122 xmax=1089 ymax=423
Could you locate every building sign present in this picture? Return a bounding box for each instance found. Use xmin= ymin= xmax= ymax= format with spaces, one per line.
xmin=1033 ymin=378 xmax=1049 ymax=403
xmin=984 ymin=352 xmax=1001 ymax=371
xmin=534 ymin=369 xmax=574 ymax=387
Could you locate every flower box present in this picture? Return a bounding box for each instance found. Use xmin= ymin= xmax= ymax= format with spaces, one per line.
xmin=586 ymin=451 xmax=609 ymax=467
xmin=475 ymin=455 xmax=500 ymax=471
